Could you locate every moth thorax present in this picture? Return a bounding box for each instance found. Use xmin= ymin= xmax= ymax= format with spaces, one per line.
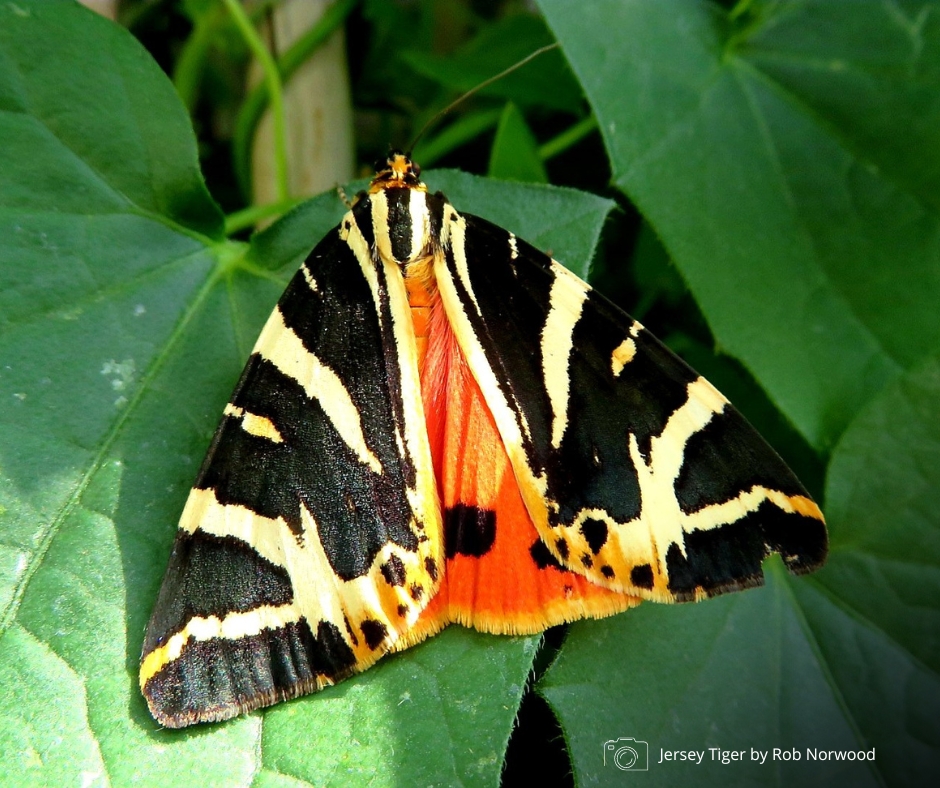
xmin=371 ymin=187 xmax=434 ymax=267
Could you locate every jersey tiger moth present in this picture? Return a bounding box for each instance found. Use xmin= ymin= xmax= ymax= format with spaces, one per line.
xmin=140 ymin=153 xmax=828 ymax=728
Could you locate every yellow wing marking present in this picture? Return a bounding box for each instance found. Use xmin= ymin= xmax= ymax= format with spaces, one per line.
xmin=611 ymin=338 xmax=637 ymax=377
xmin=542 ymin=263 xmax=589 ymax=448
xmin=223 ymin=403 xmax=284 ymax=443
xmin=682 ymin=488 xmax=822 ymax=533
xmin=300 ymin=263 xmax=318 ymax=292
xmin=629 ymin=376 xmax=729 ymax=569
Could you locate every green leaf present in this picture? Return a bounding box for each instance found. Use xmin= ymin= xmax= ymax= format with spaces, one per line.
xmin=540 ymin=564 xmax=886 ymax=787
xmin=0 ymin=625 xmax=108 ymax=780
xmin=488 ymin=102 xmax=549 ymax=183
xmin=0 ymin=0 xmax=223 ymax=238
xmin=401 ymin=13 xmax=584 ymax=114
xmin=0 ymin=6 xmax=615 ymax=781
xmin=820 ymin=354 xmax=940 ymax=679
xmin=257 ymin=629 xmax=539 ymax=786
xmin=539 ymin=0 xmax=940 ymax=450
xmin=629 ymin=221 xmax=687 ymax=315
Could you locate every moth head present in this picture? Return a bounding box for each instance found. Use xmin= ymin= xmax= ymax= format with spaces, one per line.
xmin=370 ymin=151 xmax=425 ymax=192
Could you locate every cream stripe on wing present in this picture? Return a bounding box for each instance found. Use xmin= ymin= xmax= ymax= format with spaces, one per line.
xmin=442 ymin=206 xmax=483 ymax=316
xmin=301 ymin=263 xmax=319 ymax=292
xmin=682 ymin=486 xmax=823 ymax=533
xmin=223 ymin=403 xmax=284 ymax=443
xmin=625 ymin=376 xmax=728 ymax=572
xmin=176 ymin=488 xmax=423 ymax=654
xmin=408 ymin=188 xmax=430 ymax=262
xmin=140 ymin=603 xmax=302 ymax=686
xmin=370 ymin=190 xmax=393 ymax=264
xmin=178 ymin=487 xmax=291 ymax=567
xmin=253 ymin=307 xmax=383 ymax=475
xmin=542 ymin=264 xmax=589 ymax=449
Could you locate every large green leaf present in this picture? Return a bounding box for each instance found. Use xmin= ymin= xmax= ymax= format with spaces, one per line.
xmin=808 ymin=354 xmax=940 ymax=780
xmin=0 ymin=0 xmax=223 ymax=237
xmin=0 ymin=6 xmax=614 ymax=783
xmin=0 ymin=2 xmax=245 ymax=784
xmin=540 ymin=0 xmax=940 ymax=451
xmin=539 ymin=357 xmax=940 ymax=787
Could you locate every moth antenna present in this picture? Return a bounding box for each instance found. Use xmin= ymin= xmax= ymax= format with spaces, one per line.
xmin=407 ymin=42 xmax=560 ymax=156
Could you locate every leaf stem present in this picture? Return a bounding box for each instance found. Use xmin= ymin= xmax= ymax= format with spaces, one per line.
xmin=173 ymin=7 xmax=223 ymax=112
xmin=232 ymin=0 xmax=358 ymax=197
xmin=173 ymin=0 xmax=284 ymax=113
xmin=222 ymin=0 xmax=290 ymax=202
xmin=729 ymin=0 xmax=756 ymax=20
xmin=225 ymin=196 xmax=306 ymax=235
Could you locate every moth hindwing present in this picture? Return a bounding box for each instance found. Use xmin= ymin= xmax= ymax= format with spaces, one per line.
xmin=141 ymin=153 xmax=827 ymax=727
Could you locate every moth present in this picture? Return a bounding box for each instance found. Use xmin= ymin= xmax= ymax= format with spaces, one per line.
xmin=140 ymin=153 xmax=827 ymax=727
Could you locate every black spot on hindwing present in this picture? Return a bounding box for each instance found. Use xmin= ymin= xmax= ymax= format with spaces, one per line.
xmin=580 ymin=518 xmax=608 ymax=554
xmin=381 ymin=555 xmax=406 ymax=587
xmin=630 ymin=564 xmax=654 ymax=590
xmin=530 ymin=539 xmax=565 ymax=571
xmin=360 ymin=619 xmax=388 ymax=650
xmin=444 ymin=504 xmax=497 ymax=558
